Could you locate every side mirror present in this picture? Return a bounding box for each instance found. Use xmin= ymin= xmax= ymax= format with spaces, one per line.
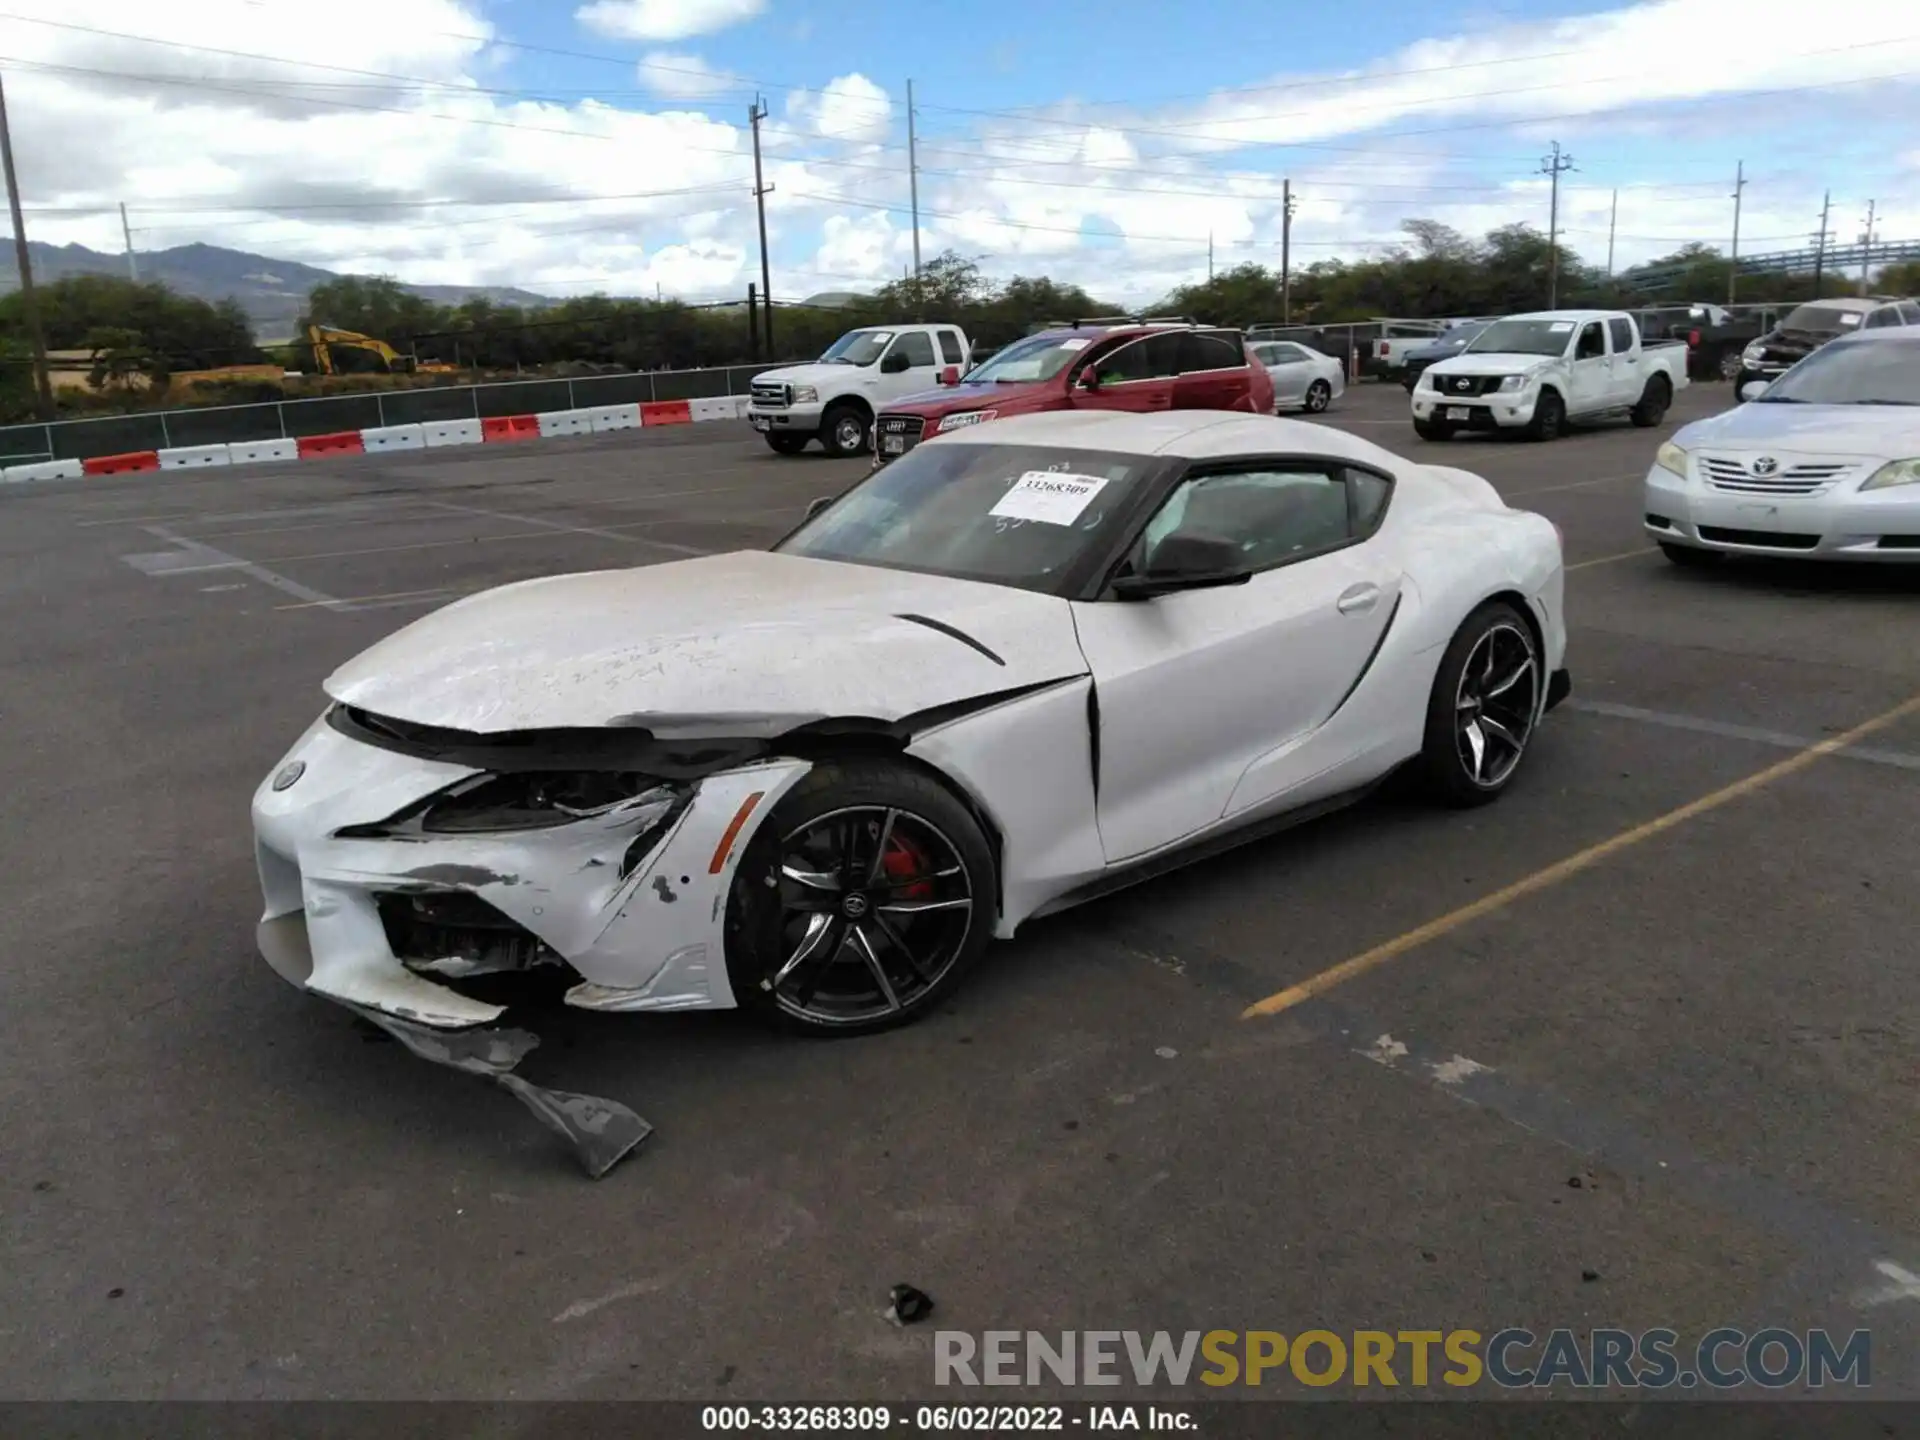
xmin=938 ymin=366 xmax=960 ymax=386
xmin=880 ymin=351 xmax=911 ymax=374
xmin=1077 ymin=369 xmax=1101 ymax=391
xmin=1110 ymin=533 xmax=1252 ymax=600
xmin=1739 ymin=380 xmax=1767 ymax=402
xmin=804 ymin=496 xmax=834 ymax=521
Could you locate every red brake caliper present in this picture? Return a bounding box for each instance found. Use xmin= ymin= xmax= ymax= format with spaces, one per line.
xmin=882 ymin=833 xmax=934 ymax=901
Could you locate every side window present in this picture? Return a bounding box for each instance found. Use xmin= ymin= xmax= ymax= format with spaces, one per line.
xmin=1272 ymin=342 xmax=1310 ymax=363
xmin=1899 ymin=302 xmax=1920 ymax=325
xmin=1575 ymin=322 xmax=1606 ymax=360
xmin=937 ymin=330 xmax=964 ymax=364
xmin=1181 ymin=332 xmax=1246 ymax=372
xmin=891 ymin=331 xmax=937 ymax=366
xmin=1607 ymin=317 xmax=1635 ymax=352
xmin=1134 ymin=466 xmax=1369 ymax=575
xmin=1864 ymin=306 xmax=1902 ymax=330
xmin=1086 ymin=337 xmax=1153 ymax=385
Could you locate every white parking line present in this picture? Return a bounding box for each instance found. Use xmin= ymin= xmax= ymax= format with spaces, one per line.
xmin=418 ymin=500 xmax=709 ymax=556
xmin=1568 ymin=699 xmax=1920 ymax=774
xmin=136 ymin=525 xmax=346 ymax=611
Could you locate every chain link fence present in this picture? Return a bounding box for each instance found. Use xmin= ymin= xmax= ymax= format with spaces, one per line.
xmin=0 ymin=362 xmax=786 ymax=464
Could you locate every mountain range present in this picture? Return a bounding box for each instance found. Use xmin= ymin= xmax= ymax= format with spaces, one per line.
xmin=2 ymin=241 xmax=556 ymax=339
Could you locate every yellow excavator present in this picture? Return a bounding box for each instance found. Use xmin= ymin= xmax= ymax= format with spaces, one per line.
xmin=305 ymin=324 xmax=458 ymax=376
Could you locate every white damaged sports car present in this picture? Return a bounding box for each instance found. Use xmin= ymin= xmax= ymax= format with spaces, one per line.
xmin=254 ymin=410 xmax=1567 ymax=1162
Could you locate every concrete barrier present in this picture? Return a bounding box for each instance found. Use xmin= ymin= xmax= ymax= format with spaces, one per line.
xmin=537 ymin=409 xmax=594 ymax=438
xmin=298 ymin=431 xmax=364 ymax=457
xmin=361 ymin=424 xmax=426 ymax=452
xmin=424 ymin=418 xmax=484 ymax=448
xmin=586 ymin=403 xmax=642 ymax=433
xmin=689 ymin=396 xmax=740 ymax=423
xmin=3 ymin=457 xmax=84 ymax=483
xmin=158 ymin=443 xmax=232 ymax=470
xmin=228 ymin=438 xmax=300 ymax=465
xmin=83 ymin=451 xmax=161 ymax=476
xmin=640 ymin=400 xmax=693 ymax=427
xmin=482 ymin=414 xmax=540 ymax=442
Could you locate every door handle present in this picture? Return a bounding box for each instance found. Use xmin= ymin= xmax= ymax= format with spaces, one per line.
xmin=1336 ymin=583 xmax=1380 ymax=615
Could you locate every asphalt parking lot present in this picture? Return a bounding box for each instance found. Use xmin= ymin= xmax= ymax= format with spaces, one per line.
xmin=4 ymin=379 xmax=1919 ymax=1405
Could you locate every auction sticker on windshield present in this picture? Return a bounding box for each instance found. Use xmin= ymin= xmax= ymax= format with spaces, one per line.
xmin=990 ymin=471 xmax=1112 ymax=526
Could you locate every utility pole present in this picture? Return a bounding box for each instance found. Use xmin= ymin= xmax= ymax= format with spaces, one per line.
xmin=120 ymin=201 xmax=138 ymax=281
xmin=1207 ymin=231 xmax=1213 ymax=282
xmin=1858 ymin=199 xmax=1877 ymax=295
xmin=1280 ymin=179 xmax=1295 ymax=325
xmin=1606 ymin=189 xmax=1617 ymax=279
xmin=1539 ymin=142 xmax=1575 ymax=308
xmin=906 ymin=79 xmax=921 ymax=284
xmin=1727 ymin=161 xmax=1746 ymax=305
xmin=748 ymin=97 xmax=774 ymax=355
xmin=1811 ymin=191 xmax=1831 ymax=296
xmin=0 ymin=69 xmax=54 ymax=419
xmin=747 ymin=282 xmax=759 ymax=360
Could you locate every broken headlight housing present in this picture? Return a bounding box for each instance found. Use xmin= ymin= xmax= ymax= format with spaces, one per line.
xmin=339 ymin=773 xmax=691 ymax=838
xmin=417 ymin=773 xmax=683 ymax=833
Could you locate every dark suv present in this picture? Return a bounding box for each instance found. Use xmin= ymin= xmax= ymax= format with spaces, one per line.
xmin=1737 ymin=297 xmax=1920 ymax=395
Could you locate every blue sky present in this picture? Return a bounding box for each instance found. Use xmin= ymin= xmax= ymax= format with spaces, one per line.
xmin=8 ymin=0 xmax=1918 ymax=304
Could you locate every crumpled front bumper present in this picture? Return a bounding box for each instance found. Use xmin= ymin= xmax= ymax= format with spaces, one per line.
xmin=251 ymin=715 xmax=812 ymax=1028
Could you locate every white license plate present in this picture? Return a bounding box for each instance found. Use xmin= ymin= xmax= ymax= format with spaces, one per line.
xmin=751 ymin=415 xmax=770 ymax=430
xmin=1445 ymin=406 xmax=1471 ymax=421
xmin=883 ymin=435 xmax=904 ymax=454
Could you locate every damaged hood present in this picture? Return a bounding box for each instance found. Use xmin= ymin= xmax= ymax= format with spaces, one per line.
xmin=324 ymin=550 xmax=1089 ymax=735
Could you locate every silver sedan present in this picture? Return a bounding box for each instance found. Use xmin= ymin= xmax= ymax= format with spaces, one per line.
xmin=1645 ymin=328 xmax=1920 ymax=565
xmin=1251 ymin=339 xmax=1347 ymax=415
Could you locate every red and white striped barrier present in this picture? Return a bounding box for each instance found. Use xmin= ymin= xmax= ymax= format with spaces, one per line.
xmin=4 ymin=394 xmax=764 ymax=484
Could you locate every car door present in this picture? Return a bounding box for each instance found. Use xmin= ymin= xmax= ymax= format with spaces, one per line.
xmin=1606 ymin=315 xmax=1644 ymax=406
xmin=1565 ymin=321 xmax=1611 ymax=414
xmin=880 ymin=329 xmax=940 ymax=399
xmin=1172 ymin=330 xmax=1252 ymax=410
xmin=1262 ymin=342 xmax=1313 ymax=405
xmin=1069 ymin=461 xmax=1404 ymax=863
xmin=1071 ymin=333 xmax=1179 ymax=413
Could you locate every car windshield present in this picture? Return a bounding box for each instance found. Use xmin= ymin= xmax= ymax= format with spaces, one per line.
xmin=1780 ymin=305 xmax=1864 ymax=335
xmin=774 ymin=442 xmax=1156 ymax=595
xmin=1756 ymin=339 xmax=1920 ymax=406
xmin=1463 ymin=319 xmax=1577 ymax=356
xmin=1438 ymin=323 xmax=1489 ymax=346
xmin=962 ymin=333 xmax=1095 ymax=383
xmin=819 ymin=330 xmax=893 ymax=366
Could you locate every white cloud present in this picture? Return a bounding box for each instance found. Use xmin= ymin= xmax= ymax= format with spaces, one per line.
xmin=637 ymin=51 xmax=744 ymax=101
xmin=788 ymin=74 xmax=892 ymax=145
xmin=575 ymin=0 xmax=765 ymax=42
xmin=6 ymin=0 xmax=1918 ymax=318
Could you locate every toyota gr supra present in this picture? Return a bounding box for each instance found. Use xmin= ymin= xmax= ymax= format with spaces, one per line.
xmin=253 ymin=409 xmax=1569 ymax=1163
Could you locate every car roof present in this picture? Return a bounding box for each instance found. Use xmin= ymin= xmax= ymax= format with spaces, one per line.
xmin=1787 ymin=297 xmax=1899 ymax=313
xmin=925 ymin=409 xmax=1394 ymax=466
xmin=1828 ymin=327 xmax=1920 ymax=345
xmin=1500 ymin=310 xmax=1622 ymax=324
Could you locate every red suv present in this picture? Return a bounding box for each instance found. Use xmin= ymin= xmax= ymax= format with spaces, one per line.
xmin=872 ymin=321 xmax=1276 ymax=466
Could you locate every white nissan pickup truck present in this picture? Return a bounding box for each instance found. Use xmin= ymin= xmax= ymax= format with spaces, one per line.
xmin=1412 ymin=309 xmax=1689 ymax=441
xmin=748 ymin=322 xmax=972 ymax=457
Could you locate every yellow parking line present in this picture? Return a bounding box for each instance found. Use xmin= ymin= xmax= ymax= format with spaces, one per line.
xmin=1568 ymin=546 xmax=1656 ymax=571
xmin=1242 ymin=689 xmax=1920 ymax=1019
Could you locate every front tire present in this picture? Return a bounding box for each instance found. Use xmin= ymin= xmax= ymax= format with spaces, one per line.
xmin=1630 ymin=375 xmax=1672 ymax=428
xmin=1418 ymin=602 xmax=1542 ymax=808
xmin=820 ymin=404 xmax=871 ymax=458
xmin=1303 ymin=379 xmax=1333 ymax=413
xmin=724 ymin=757 xmax=995 ymax=1035
xmin=1525 ymin=388 xmax=1566 ymax=441
xmin=765 ymin=431 xmax=809 ymax=455
xmin=1413 ymin=416 xmax=1453 ymax=441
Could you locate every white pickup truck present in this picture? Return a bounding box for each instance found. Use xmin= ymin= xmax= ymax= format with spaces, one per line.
xmin=748 ymin=322 xmax=971 ymax=457
xmin=1412 ymin=309 xmax=1689 ymax=441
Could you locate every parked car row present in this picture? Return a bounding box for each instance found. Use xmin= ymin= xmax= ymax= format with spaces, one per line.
xmin=749 ymin=317 xmax=1343 ymax=463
